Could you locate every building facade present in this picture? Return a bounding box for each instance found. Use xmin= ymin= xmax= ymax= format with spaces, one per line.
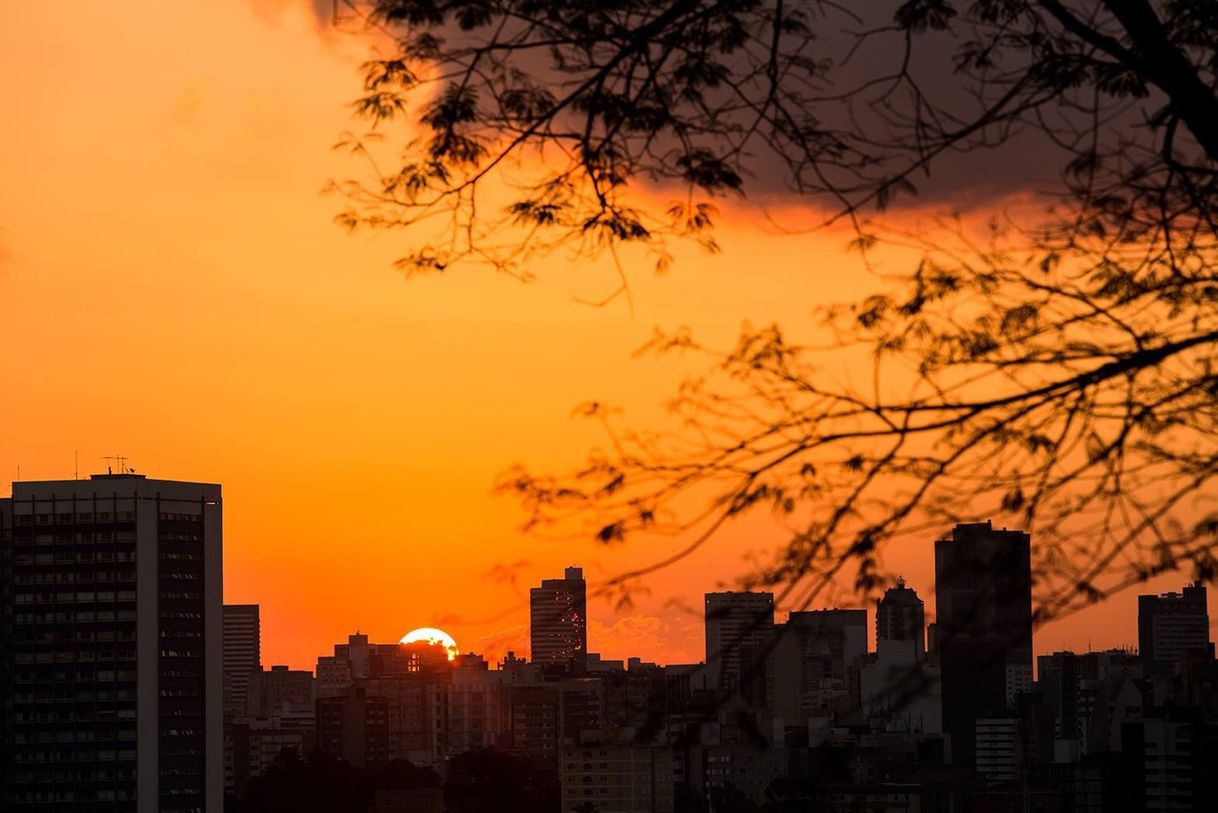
xmin=222 ymin=604 xmax=260 ymax=722
xmin=934 ymin=521 xmax=1032 ymax=768
xmin=0 ymin=474 xmax=223 ymax=812
xmin=1138 ymin=582 xmax=1211 ymax=674
xmin=704 ymin=591 xmax=775 ymax=703
xmin=876 ymin=579 xmax=925 ymax=658
xmin=530 ymin=567 xmax=588 ymax=674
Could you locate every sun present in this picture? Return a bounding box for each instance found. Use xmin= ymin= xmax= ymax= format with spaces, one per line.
xmin=400 ymin=627 xmax=459 ymax=661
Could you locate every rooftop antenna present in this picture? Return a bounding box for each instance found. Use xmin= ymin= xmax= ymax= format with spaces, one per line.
xmin=74 ymin=449 xmax=79 ymax=480
xmin=102 ymin=455 xmax=126 ymax=475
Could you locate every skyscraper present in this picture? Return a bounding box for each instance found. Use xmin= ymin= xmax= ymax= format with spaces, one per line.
xmin=773 ymin=608 xmax=867 ymax=721
xmin=223 ymin=604 xmax=261 ymax=720
xmin=530 ymin=566 xmax=588 ymax=673
xmin=876 ymin=578 xmax=925 ymax=657
xmin=704 ymin=591 xmax=775 ymax=701
xmin=0 ymin=474 xmax=223 ymax=812
xmin=934 ymin=520 xmax=1032 ymax=767
xmin=1138 ymin=582 xmax=1212 ymax=673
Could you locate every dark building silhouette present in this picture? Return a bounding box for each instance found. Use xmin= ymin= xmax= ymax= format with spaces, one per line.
xmin=935 ymin=521 xmax=1032 ymax=768
xmin=223 ymin=604 xmax=261 ymax=721
xmin=507 ymin=685 xmax=561 ymax=763
xmin=773 ymin=609 xmax=867 ymax=722
xmin=704 ymin=591 xmax=774 ymax=702
xmin=876 ymin=578 xmax=925 ymax=657
xmin=0 ymin=474 xmax=223 ymax=812
xmin=316 ymin=686 xmax=390 ymax=771
xmin=530 ymin=566 xmax=587 ymax=674
xmin=247 ymin=665 xmax=314 ymax=717
xmin=1138 ymin=582 xmax=1212 ymax=674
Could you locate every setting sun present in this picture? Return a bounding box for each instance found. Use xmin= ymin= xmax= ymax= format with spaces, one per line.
xmin=400 ymin=627 xmax=459 ymax=661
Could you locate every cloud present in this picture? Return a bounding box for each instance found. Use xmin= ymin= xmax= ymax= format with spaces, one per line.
xmin=472 ymin=624 xmax=529 ymax=664
xmin=588 ymin=612 xmax=702 ymax=665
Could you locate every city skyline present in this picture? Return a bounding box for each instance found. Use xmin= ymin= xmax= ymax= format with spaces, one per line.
xmin=5 ymin=474 xmax=1216 ymax=810
xmin=4 ymin=467 xmax=1213 ymax=671
xmin=3 ymin=1 xmax=1218 ymax=677
xmin=5 ymin=1 xmax=1218 ymax=808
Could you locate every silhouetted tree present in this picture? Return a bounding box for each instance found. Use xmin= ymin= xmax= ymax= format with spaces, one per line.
xmin=761 ymin=777 xmax=823 ymax=813
xmin=335 ymin=1 xmax=1218 ymax=619
xmin=675 ymin=782 xmax=710 ymax=813
xmin=234 ymin=750 xmax=373 ymax=813
xmin=709 ymin=782 xmax=761 ymax=813
xmin=444 ymin=748 xmax=561 ymax=813
xmin=375 ymin=757 xmax=443 ymax=789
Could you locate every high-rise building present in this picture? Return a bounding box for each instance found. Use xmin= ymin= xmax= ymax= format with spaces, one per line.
xmin=876 ymin=578 xmax=925 ymax=657
xmin=530 ymin=566 xmax=588 ymax=673
xmin=0 ymin=473 xmax=223 ymax=812
xmin=773 ymin=608 xmax=867 ymax=722
xmin=223 ymin=604 xmax=261 ymax=721
xmin=934 ymin=520 xmax=1032 ymax=768
xmin=1138 ymin=582 xmax=1212 ymax=673
xmin=704 ymin=591 xmax=774 ymax=702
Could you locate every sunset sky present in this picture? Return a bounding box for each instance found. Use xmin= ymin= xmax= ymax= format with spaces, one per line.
xmin=1 ymin=0 xmax=1212 ymax=670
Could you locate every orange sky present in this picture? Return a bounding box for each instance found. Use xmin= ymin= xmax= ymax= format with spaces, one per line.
xmin=1 ymin=0 xmax=1212 ymax=670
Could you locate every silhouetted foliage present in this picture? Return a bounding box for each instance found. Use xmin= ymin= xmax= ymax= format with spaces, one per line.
xmin=226 ymin=751 xmax=441 ymax=813
xmin=675 ymin=782 xmax=710 ymax=813
xmin=375 ymin=757 xmax=444 ymax=789
xmin=232 ymin=750 xmax=374 ymax=813
xmin=709 ymin=782 xmax=761 ymax=813
xmin=760 ymin=776 xmax=823 ymax=813
xmin=444 ymin=748 xmax=561 ymax=813
xmin=335 ymin=1 xmax=1218 ymax=620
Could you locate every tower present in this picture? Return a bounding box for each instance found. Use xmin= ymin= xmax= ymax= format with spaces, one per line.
xmin=223 ymin=604 xmax=261 ymax=720
xmin=1138 ymin=582 xmax=1212 ymax=673
xmin=876 ymin=578 xmax=926 ymax=657
xmin=704 ymin=591 xmax=775 ymax=702
xmin=934 ymin=520 xmax=1032 ymax=767
xmin=0 ymin=474 xmax=223 ymax=812
xmin=530 ymin=566 xmax=588 ymax=673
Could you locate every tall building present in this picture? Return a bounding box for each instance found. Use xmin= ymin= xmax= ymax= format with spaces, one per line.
xmin=876 ymin=578 xmax=925 ymax=657
xmin=223 ymin=604 xmax=260 ymax=721
xmin=1138 ymin=582 xmax=1212 ymax=673
xmin=934 ymin=520 xmax=1032 ymax=768
xmin=704 ymin=591 xmax=775 ymax=702
xmin=0 ymin=473 xmax=223 ymax=812
xmin=773 ymin=609 xmax=867 ymax=722
xmin=530 ymin=566 xmax=588 ymax=673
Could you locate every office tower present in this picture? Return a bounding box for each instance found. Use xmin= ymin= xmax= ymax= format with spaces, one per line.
xmin=773 ymin=609 xmax=867 ymax=722
xmin=223 ymin=604 xmax=261 ymax=720
xmin=0 ymin=473 xmax=223 ymax=812
xmin=704 ymin=591 xmax=775 ymax=703
xmin=876 ymin=578 xmax=925 ymax=657
xmin=530 ymin=566 xmax=588 ymax=673
xmin=1138 ymin=582 xmax=1212 ymax=673
xmin=935 ymin=520 xmax=1032 ymax=768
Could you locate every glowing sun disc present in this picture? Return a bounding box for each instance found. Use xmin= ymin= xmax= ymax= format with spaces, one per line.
xmin=400 ymin=627 xmax=459 ymax=661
